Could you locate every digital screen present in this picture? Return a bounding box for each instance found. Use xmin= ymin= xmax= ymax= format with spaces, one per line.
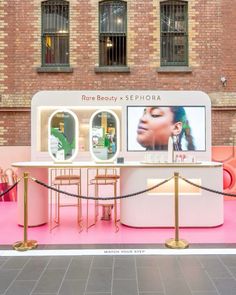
xmin=127 ymin=106 xmax=206 ymax=151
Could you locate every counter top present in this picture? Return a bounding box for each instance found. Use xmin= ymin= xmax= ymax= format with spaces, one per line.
xmin=12 ymin=161 xmax=222 ymax=168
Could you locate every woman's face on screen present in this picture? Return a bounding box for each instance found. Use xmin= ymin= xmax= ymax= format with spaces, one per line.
xmin=136 ymin=107 xmax=182 ymax=148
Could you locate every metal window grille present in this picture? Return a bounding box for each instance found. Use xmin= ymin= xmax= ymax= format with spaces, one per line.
xmin=160 ymin=0 xmax=188 ymax=66
xmin=41 ymin=0 xmax=69 ymax=66
xmin=99 ymin=1 xmax=127 ymax=66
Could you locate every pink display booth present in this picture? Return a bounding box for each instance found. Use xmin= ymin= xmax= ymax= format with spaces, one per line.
xmin=13 ymin=91 xmax=223 ymax=227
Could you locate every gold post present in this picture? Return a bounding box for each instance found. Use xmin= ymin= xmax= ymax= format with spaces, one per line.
xmin=165 ymin=172 xmax=189 ymax=249
xmin=13 ymin=172 xmax=38 ymax=251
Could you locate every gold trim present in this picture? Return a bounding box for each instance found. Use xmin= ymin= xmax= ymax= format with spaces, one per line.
xmin=165 ymin=238 xmax=189 ymax=249
xmin=12 ymin=161 xmax=223 ymax=168
xmin=13 ymin=240 xmax=38 ymax=251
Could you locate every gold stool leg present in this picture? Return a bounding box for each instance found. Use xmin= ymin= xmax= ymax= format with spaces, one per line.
xmin=86 ymin=195 xmax=89 ymax=231
xmin=54 ymin=187 xmax=58 ymax=223
xmin=57 ymin=185 xmax=61 ymax=225
xmin=86 ymin=170 xmax=88 ymax=231
xmin=77 ymin=182 xmax=83 ymax=232
xmin=50 ymin=182 xmax=53 ymax=232
xmin=95 ymin=183 xmax=99 ymax=224
xmin=49 ymin=169 xmax=54 ymax=232
xmin=86 ymin=170 xmax=96 ymax=231
xmin=77 ymin=183 xmax=80 ymax=224
xmin=114 ymin=181 xmax=119 ymax=232
xmin=50 ymin=185 xmax=60 ymax=231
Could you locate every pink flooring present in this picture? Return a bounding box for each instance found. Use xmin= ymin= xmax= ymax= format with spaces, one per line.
xmin=1 ymin=201 xmax=236 ymax=245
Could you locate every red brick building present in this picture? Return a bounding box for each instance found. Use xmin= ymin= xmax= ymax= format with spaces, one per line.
xmin=0 ymin=0 xmax=236 ymax=147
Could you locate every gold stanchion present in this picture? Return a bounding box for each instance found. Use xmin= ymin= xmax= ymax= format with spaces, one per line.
xmin=165 ymin=172 xmax=189 ymax=249
xmin=13 ymin=172 xmax=38 ymax=251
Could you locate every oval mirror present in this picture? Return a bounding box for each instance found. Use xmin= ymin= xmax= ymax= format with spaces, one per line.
xmin=48 ymin=109 xmax=78 ymax=162
xmin=90 ymin=110 xmax=120 ymax=162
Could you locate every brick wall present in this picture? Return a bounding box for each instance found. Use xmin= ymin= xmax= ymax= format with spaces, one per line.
xmin=0 ymin=0 xmax=7 ymax=95
xmin=0 ymin=110 xmax=30 ymax=145
xmin=0 ymin=0 xmax=236 ymax=146
xmin=212 ymin=109 xmax=236 ymax=146
xmin=221 ymin=0 xmax=236 ymax=90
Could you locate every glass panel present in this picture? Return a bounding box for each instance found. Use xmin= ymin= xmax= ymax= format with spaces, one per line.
xmin=43 ymin=35 xmax=69 ymax=65
xmin=161 ymin=34 xmax=186 ymax=65
xmin=42 ymin=1 xmax=69 ymax=33
xmin=49 ymin=110 xmax=77 ymax=162
xmin=100 ymin=1 xmax=127 ymax=33
xmin=91 ymin=111 xmax=118 ymax=161
xmin=161 ymin=1 xmax=186 ymax=32
xmin=99 ymin=35 xmax=126 ymax=66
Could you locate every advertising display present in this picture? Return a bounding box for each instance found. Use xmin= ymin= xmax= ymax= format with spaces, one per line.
xmin=127 ymin=106 xmax=206 ymax=152
xmin=12 ymin=90 xmax=223 ymax=229
xmin=31 ymin=90 xmax=211 ymax=162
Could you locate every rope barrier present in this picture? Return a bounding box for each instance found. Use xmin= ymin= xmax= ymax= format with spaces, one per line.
xmin=0 ymin=178 xmax=21 ymax=198
xmin=179 ymin=176 xmax=236 ymax=197
xmin=31 ymin=174 xmax=236 ymax=199
xmin=30 ymin=176 xmax=174 ymax=201
xmin=11 ymin=171 xmax=233 ymax=251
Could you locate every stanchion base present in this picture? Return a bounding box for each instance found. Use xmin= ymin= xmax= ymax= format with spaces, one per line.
xmin=165 ymin=238 xmax=189 ymax=249
xmin=13 ymin=240 xmax=38 ymax=251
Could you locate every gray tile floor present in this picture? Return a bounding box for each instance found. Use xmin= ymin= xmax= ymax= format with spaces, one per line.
xmin=1 ymin=251 xmax=236 ymax=295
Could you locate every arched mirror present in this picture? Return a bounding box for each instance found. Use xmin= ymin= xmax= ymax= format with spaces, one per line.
xmin=48 ymin=109 xmax=78 ymax=162
xmin=90 ymin=109 xmax=120 ymax=162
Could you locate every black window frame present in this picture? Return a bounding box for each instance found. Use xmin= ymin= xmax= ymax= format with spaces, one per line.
xmin=99 ymin=0 xmax=127 ymax=67
xmin=41 ymin=0 xmax=70 ymax=67
xmin=160 ymin=0 xmax=188 ymax=67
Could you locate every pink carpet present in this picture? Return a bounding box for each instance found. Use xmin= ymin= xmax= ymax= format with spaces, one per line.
xmin=1 ymin=201 xmax=236 ymax=245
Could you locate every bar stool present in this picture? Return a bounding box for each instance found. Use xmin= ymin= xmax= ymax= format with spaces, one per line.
xmin=86 ymin=168 xmax=120 ymax=232
xmin=50 ymin=168 xmax=82 ymax=232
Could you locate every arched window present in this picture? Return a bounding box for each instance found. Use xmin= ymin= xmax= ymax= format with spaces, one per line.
xmin=99 ymin=0 xmax=127 ymax=66
xmin=41 ymin=0 xmax=69 ymax=66
xmin=160 ymin=0 xmax=188 ymax=66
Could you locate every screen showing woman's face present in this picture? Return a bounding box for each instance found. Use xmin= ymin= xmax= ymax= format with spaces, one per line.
xmin=136 ymin=107 xmax=177 ymax=148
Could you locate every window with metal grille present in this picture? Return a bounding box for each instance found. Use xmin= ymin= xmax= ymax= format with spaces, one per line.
xmin=99 ymin=0 xmax=127 ymax=67
xmin=160 ymin=0 xmax=188 ymax=66
xmin=41 ymin=0 xmax=69 ymax=66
